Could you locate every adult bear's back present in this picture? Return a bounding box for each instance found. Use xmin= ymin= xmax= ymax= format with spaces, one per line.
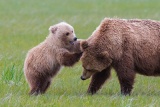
xmin=127 ymin=19 xmax=160 ymax=75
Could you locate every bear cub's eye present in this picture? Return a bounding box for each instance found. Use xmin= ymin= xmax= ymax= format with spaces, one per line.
xmin=66 ymin=32 xmax=70 ymax=36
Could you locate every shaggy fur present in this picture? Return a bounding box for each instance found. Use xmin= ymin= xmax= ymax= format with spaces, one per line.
xmin=80 ymin=18 xmax=160 ymax=95
xmin=24 ymin=22 xmax=82 ymax=95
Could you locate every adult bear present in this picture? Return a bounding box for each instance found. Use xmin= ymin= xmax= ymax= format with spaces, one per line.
xmin=80 ymin=18 xmax=160 ymax=95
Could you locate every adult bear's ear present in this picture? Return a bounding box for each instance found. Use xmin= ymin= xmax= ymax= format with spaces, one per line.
xmin=97 ymin=51 xmax=112 ymax=63
xmin=49 ymin=25 xmax=58 ymax=34
xmin=80 ymin=40 xmax=89 ymax=51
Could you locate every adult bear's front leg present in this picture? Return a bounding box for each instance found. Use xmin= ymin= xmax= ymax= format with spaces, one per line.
xmin=117 ymin=70 xmax=135 ymax=95
xmin=87 ymin=66 xmax=111 ymax=94
xmin=115 ymin=58 xmax=136 ymax=95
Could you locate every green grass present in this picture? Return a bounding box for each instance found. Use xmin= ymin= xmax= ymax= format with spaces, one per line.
xmin=0 ymin=0 xmax=160 ymax=106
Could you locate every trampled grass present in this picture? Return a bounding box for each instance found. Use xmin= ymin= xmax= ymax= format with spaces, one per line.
xmin=0 ymin=0 xmax=160 ymax=107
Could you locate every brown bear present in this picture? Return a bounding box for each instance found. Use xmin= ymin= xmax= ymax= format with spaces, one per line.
xmin=24 ymin=22 xmax=82 ymax=95
xmin=80 ymin=18 xmax=160 ymax=95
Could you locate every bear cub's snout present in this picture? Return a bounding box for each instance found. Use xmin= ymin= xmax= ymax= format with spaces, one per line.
xmin=74 ymin=37 xmax=77 ymax=41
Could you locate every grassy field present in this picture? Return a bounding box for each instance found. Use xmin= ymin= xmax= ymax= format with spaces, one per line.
xmin=0 ymin=0 xmax=160 ymax=107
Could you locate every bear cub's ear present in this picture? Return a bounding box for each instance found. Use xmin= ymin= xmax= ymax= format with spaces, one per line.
xmin=80 ymin=40 xmax=89 ymax=51
xmin=49 ymin=25 xmax=58 ymax=34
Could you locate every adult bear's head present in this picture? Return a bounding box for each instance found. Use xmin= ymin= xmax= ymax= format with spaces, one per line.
xmin=80 ymin=40 xmax=112 ymax=80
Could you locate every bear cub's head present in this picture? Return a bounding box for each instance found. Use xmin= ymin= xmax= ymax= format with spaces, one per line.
xmin=49 ymin=22 xmax=77 ymax=47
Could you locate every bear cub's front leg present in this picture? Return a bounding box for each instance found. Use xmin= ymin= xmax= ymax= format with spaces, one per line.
xmin=57 ymin=49 xmax=82 ymax=66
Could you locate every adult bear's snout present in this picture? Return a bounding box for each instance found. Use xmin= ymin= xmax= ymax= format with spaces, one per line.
xmin=81 ymin=76 xmax=86 ymax=80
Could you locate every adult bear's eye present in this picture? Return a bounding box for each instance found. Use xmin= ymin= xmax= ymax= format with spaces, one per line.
xmin=87 ymin=69 xmax=92 ymax=72
xmin=85 ymin=68 xmax=92 ymax=72
xmin=66 ymin=32 xmax=69 ymax=36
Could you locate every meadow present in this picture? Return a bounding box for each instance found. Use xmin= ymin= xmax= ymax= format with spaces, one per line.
xmin=0 ymin=0 xmax=160 ymax=106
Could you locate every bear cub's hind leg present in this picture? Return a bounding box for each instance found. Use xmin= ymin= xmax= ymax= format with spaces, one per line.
xmin=29 ymin=77 xmax=51 ymax=95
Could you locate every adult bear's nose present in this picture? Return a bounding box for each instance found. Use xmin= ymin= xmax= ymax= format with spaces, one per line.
xmin=81 ymin=76 xmax=86 ymax=80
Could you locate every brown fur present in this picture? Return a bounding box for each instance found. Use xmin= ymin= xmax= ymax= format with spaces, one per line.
xmin=80 ymin=18 xmax=160 ymax=95
xmin=24 ymin=22 xmax=82 ymax=95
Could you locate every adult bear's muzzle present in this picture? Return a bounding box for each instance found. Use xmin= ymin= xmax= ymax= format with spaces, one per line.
xmin=80 ymin=76 xmax=86 ymax=80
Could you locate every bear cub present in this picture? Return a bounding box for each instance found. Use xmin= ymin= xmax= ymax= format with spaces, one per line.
xmin=24 ymin=22 xmax=82 ymax=95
